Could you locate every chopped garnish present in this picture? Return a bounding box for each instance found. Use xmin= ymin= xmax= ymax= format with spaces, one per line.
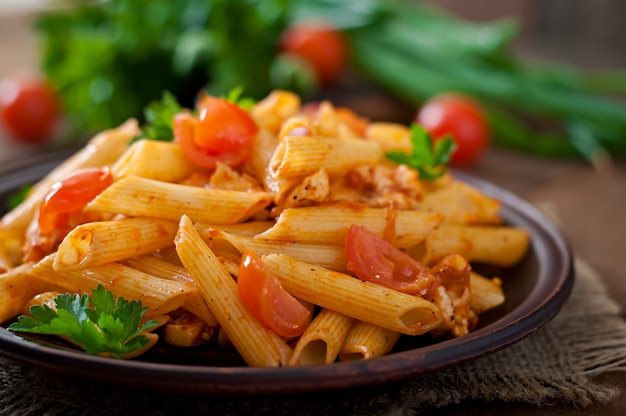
xmin=386 ymin=124 xmax=455 ymax=180
xmin=9 ymin=285 xmax=158 ymax=359
xmin=6 ymin=184 xmax=32 ymax=210
xmin=222 ymin=86 xmax=256 ymax=110
xmin=133 ymin=91 xmax=183 ymax=143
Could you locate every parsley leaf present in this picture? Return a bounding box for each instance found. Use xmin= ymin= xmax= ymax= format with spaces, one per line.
xmin=9 ymin=285 xmax=158 ymax=359
xmin=221 ymin=86 xmax=256 ymax=110
xmin=6 ymin=184 xmax=33 ymax=210
xmin=133 ymin=91 xmax=183 ymax=143
xmin=386 ymin=124 xmax=455 ymax=180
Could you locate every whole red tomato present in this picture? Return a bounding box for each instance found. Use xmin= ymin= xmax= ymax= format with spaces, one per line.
xmin=0 ymin=76 xmax=61 ymax=143
xmin=279 ymin=21 xmax=348 ymax=86
xmin=416 ymin=93 xmax=489 ymax=167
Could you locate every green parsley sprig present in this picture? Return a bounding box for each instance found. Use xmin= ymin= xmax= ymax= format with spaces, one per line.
xmin=386 ymin=124 xmax=455 ymax=180
xmin=9 ymin=285 xmax=158 ymax=359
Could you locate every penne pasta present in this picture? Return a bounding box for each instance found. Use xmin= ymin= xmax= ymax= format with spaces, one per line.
xmin=289 ymin=309 xmax=355 ymax=366
xmin=470 ymin=272 xmax=505 ymax=314
xmin=112 ymin=139 xmax=195 ymax=182
xmin=262 ymin=253 xmax=443 ymax=336
xmin=30 ymin=255 xmax=195 ymax=316
xmin=269 ymin=135 xmax=383 ymax=179
xmin=0 ymin=263 xmax=57 ymax=323
xmin=256 ymin=204 xmax=444 ymax=248
xmin=86 ymin=175 xmax=273 ymax=224
xmin=53 ymin=218 xmax=179 ymax=271
xmin=175 ymin=215 xmax=292 ymax=367
xmin=422 ymin=224 xmax=531 ymax=267
xmin=416 ymin=180 xmax=502 ymax=224
xmin=339 ymin=321 xmax=401 ymax=361
xmin=122 ymin=255 xmax=218 ymax=326
xmin=204 ymin=229 xmax=349 ymax=272
xmin=0 ymin=119 xmax=138 ymax=235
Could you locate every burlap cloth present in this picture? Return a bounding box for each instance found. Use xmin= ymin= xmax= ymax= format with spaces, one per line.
xmin=1 ymin=258 xmax=625 ymax=416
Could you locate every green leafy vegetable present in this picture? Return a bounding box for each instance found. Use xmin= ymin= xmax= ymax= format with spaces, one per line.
xmin=6 ymin=185 xmax=33 ymax=210
xmin=35 ymin=0 xmax=296 ymax=136
xmin=9 ymin=285 xmax=158 ymax=359
xmin=221 ymin=86 xmax=256 ymax=110
xmin=386 ymin=124 xmax=455 ymax=180
xmin=134 ymin=91 xmax=183 ymax=143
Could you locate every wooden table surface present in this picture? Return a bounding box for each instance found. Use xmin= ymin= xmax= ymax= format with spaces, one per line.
xmin=1 ymin=11 xmax=625 ymax=416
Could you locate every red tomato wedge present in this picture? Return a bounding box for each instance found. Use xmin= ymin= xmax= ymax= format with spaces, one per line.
xmin=173 ymin=96 xmax=258 ymax=169
xmin=345 ymin=225 xmax=436 ymax=295
xmin=38 ymin=167 xmax=113 ymax=234
xmin=237 ymin=250 xmax=310 ymax=338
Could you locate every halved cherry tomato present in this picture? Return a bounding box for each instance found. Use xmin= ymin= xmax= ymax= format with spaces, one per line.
xmin=238 ymin=250 xmax=310 ymax=338
xmin=279 ymin=21 xmax=348 ymax=86
xmin=345 ymin=225 xmax=436 ymax=295
xmin=173 ymin=96 xmax=258 ymax=169
xmin=38 ymin=167 xmax=113 ymax=234
xmin=0 ymin=75 xmax=61 ymax=143
xmin=415 ymin=93 xmax=489 ymax=167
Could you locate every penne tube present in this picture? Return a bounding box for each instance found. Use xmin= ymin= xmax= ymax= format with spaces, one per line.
xmin=364 ymin=122 xmax=412 ymax=154
xmin=86 ymin=175 xmax=273 ymax=224
xmin=262 ymin=253 xmax=442 ymax=336
xmin=250 ymin=89 xmax=301 ymax=135
xmin=289 ymin=309 xmax=355 ymax=366
xmin=256 ymin=204 xmax=444 ymax=248
xmin=339 ymin=321 xmax=401 ymax=361
xmin=470 ymin=271 xmax=505 ymax=314
xmin=0 ymin=263 xmax=56 ymax=323
xmin=175 ymin=215 xmax=292 ymax=367
xmin=53 ymin=218 xmax=179 ymax=271
xmin=422 ymin=224 xmax=531 ymax=267
xmin=30 ymin=255 xmax=194 ymax=316
xmin=269 ymin=135 xmax=383 ymax=179
xmin=195 ymin=221 xmax=274 ymax=238
xmin=204 ymin=229 xmax=348 ymax=272
xmin=0 ymin=119 xmax=138 ymax=235
xmin=122 ymin=255 xmax=218 ymax=326
xmin=247 ymin=128 xmax=299 ymax=202
xmin=112 ymin=139 xmax=195 ymax=182
xmin=416 ymin=180 xmax=502 ymax=225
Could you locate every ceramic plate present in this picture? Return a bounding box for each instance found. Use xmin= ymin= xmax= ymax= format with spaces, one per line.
xmin=0 ymin=150 xmax=574 ymax=395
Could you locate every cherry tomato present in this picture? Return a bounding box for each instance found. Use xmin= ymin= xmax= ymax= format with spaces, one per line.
xmin=0 ymin=76 xmax=61 ymax=143
xmin=173 ymin=96 xmax=258 ymax=169
xmin=38 ymin=167 xmax=113 ymax=234
xmin=238 ymin=250 xmax=310 ymax=338
xmin=345 ymin=225 xmax=436 ymax=295
xmin=279 ymin=21 xmax=348 ymax=86
xmin=415 ymin=93 xmax=489 ymax=167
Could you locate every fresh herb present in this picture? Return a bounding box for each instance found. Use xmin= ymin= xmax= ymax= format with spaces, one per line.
xmin=386 ymin=124 xmax=455 ymax=180
xmin=35 ymin=0 xmax=295 ymax=135
xmin=222 ymin=86 xmax=256 ymax=110
xmin=134 ymin=91 xmax=183 ymax=143
xmin=9 ymin=285 xmax=158 ymax=359
xmin=6 ymin=184 xmax=33 ymax=210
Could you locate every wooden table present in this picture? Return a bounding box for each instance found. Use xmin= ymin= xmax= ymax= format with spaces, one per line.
xmin=1 ymin=11 xmax=625 ymax=416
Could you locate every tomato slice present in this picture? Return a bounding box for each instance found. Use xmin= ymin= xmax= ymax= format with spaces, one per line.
xmin=238 ymin=250 xmax=310 ymax=338
xmin=38 ymin=167 xmax=113 ymax=234
xmin=345 ymin=225 xmax=436 ymax=295
xmin=173 ymin=96 xmax=258 ymax=169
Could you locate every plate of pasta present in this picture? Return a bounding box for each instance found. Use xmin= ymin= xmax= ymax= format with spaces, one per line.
xmin=0 ymin=90 xmax=573 ymax=394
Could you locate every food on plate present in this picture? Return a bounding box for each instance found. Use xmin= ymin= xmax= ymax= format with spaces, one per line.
xmin=0 ymin=89 xmax=529 ymax=366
